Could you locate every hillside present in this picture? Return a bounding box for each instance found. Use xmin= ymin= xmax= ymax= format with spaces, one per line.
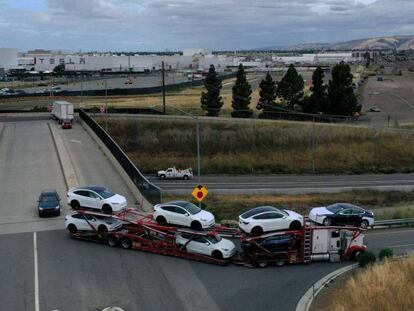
xmin=260 ymin=35 xmax=414 ymax=51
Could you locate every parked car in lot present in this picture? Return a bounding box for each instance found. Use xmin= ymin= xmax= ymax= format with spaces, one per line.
xmin=65 ymin=213 xmax=123 ymax=233
xmin=154 ymin=201 xmax=215 ymax=229
xmin=67 ymin=185 xmax=127 ymax=214
xmin=309 ymin=203 xmax=374 ymax=229
xmin=239 ymin=206 xmax=303 ymax=236
xmin=61 ymin=119 xmax=72 ymax=129
xmin=38 ymin=190 xmax=61 ymax=217
xmin=157 ymin=167 xmax=193 ymax=180
xmin=176 ymin=232 xmax=236 ymax=259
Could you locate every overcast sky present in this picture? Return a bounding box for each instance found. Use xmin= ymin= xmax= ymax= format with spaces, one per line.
xmin=0 ymin=0 xmax=413 ymax=51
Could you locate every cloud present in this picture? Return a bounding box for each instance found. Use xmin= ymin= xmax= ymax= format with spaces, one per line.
xmin=0 ymin=0 xmax=412 ymax=51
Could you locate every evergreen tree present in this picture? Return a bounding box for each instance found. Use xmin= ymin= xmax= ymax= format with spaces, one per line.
xmin=276 ymin=64 xmax=304 ymax=110
xmin=256 ymin=72 xmax=277 ymax=118
xmin=328 ymin=62 xmax=360 ymax=116
xmin=231 ymin=64 xmax=252 ymax=118
xmin=304 ymin=66 xmax=329 ymax=113
xmin=53 ymin=64 xmax=65 ymax=75
xmin=201 ymin=65 xmax=223 ymax=117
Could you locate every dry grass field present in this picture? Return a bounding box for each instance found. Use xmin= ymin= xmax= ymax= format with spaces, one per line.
xmin=328 ymin=256 xmax=414 ymax=311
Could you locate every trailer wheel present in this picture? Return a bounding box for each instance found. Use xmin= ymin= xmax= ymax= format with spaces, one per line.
xmin=102 ymin=204 xmax=112 ymax=214
xmin=107 ymin=235 xmax=118 ymax=247
xmin=251 ymin=226 xmax=263 ymax=236
xmin=156 ymin=216 xmax=167 ymax=226
xmin=191 ymin=221 xmax=202 ymax=230
xmin=67 ymin=224 xmax=77 ymax=233
xmin=212 ymin=250 xmax=223 ymax=260
xmin=70 ymin=200 xmax=80 ymax=210
xmin=121 ymin=238 xmax=132 ymax=249
xmin=159 ymin=174 xmax=166 ymax=179
xmin=323 ymin=217 xmax=332 ymax=226
xmin=257 ymin=261 xmax=268 ymax=268
xmin=275 ymin=257 xmax=286 ymax=267
xmin=183 ymin=175 xmax=189 ymax=180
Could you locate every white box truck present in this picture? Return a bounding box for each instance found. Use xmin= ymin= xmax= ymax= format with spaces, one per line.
xmin=52 ymin=101 xmax=74 ymax=124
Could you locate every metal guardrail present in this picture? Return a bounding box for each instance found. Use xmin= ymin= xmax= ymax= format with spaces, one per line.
xmin=79 ymin=108 xmax=162 ymax=205
xmin=371 ymin=218 xmax=414 ymax=229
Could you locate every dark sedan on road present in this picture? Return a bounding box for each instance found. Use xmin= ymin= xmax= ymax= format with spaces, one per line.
xmin=309 ymin=203 xmax=374 ymax=229
xmin=38 ymin=190 xmax=61 ymax=217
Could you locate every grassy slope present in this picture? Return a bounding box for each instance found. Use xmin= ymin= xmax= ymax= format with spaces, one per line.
xmin=106 ymin=117 xmax=414 ymax=175
xmin=164 ymin=190 xmax=414 ymax=221
xmin=328 ymin=256 xmax=414 ymax=311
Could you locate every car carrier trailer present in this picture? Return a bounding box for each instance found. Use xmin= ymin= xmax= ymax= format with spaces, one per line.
xmin=67 ymin=210 xmax=366 ymax=268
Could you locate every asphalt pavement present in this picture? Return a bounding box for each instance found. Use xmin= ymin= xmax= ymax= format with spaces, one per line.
xmin=150 ymin=173 xmax=414 ymax=195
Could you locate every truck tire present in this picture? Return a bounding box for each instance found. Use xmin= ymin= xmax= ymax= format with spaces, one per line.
xmin=121 ymin=238 xmax=132 ymax=249
xmin=159 ymin=175 xmax=166 ymax=179
xmin=275 ymin=257 xmax=286 ymax=267
xmin=257 ymin=261 xmax=268 ymax=268
xmin=107 ymin=235 xmax=118 ymax=247
xmin=183 ymin=175 xmax=189 ymax=180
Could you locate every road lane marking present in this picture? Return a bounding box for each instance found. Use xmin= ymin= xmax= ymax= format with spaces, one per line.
xmin=34 ymin=232 xmax=39 ymax=311
xmin=389 ymin=243 xmax=414 ymax=249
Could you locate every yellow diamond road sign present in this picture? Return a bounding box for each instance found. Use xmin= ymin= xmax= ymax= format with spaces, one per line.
xmin=192 ymin=184 xmax=208 ymax=202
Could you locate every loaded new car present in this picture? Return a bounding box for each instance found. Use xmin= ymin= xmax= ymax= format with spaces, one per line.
xmin=309 ymin=203 xmax=374 ymax=229
xmin=239 ymin=206 xmax=303 ymax=236
xmin=38 ymin=189 xmax=61 ymax=217
xmin=176 ymin=232 xmax=236 ymax=259
xmin=67 ymin=186 xmax=127 ymax=214
xmin=153 ymin=201 xmax=215 ymax=229
xmin=65 ymin=213 xmax=123 ymax=233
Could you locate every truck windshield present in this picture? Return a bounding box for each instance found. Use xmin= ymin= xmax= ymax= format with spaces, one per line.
xmin=182 ymin=202 xmax=201 ymax=215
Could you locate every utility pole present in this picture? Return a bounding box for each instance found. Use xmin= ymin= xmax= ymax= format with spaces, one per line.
xmin=105 ymin=77 xmax=108 ymax=132
xmin=162 ymin=61 xmax=166 ymax=114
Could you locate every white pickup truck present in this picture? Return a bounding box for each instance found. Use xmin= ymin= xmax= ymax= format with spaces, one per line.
xmin=157 ymin=167 xmax=193 ymax=180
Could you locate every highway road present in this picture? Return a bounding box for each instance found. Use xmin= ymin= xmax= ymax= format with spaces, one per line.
xmin=1 ymin=116 xmax=413 ymax=311
xmin=150 ymin=173 xmax=414 ymax=195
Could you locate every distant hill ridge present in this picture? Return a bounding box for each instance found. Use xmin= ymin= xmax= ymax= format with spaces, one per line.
xmin=259 ymin=35 xmax=414 ymax=51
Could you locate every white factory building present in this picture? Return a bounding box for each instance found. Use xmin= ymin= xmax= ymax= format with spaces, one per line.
xmin=0 ymin=48 xmax=361 ymax=73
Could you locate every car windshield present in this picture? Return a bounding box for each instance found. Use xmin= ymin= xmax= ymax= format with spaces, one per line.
xmin=205 ymin=234 xmax=222 ymax=244
xmin=95 ymin=188 xmax=115 ymax=199
xmin=180 ymin=202 xmax=201 ymax=215
xmin=40 ymin=194 xmax=57 ymax=202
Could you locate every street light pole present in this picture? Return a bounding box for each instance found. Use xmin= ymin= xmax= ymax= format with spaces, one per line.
xmin=105 ymin=77 xmax=108 ymax=132
xmin=162 ymin=61 xmax=166 ymax=114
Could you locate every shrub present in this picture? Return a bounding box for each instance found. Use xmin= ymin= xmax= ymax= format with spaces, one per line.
xmin=358 ymin=251 xmax=377 ymax=268
xmin=378 ymin=248 xmax=394 ymax=261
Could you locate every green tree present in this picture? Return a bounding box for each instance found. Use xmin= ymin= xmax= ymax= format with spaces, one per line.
xmin=231 ymin=64 xmax=252 ymax=118
xmin=276 ymin=64 xmax=304 ymax=110
xmin=53 ymin=64 xmax=65 ymax=75
xmin=201 ymin=65 xmax=223 ymax=117
xmin=256 ymin=72 xmax=277 ymax=118
xmin=304 ymin=66 xmax=329 ymax=113
xmin=328 ymin=62 xmax=361 ymax=116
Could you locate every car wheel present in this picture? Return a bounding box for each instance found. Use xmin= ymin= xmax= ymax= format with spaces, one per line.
xmin=212 ymin=250 xmax=223 ymax=260
xmin=156 ymin=216 xmax=167 ymax=226
xmin=160 ymin=175 xmax=166 ymax=179
xmin=360 ymin=220 xmax=369 ymax=229
xmin=183 ymin=175 xmax=189 ymax=180
xmin=289 ymin=221 xmax=302 ymax=230
xmin=121 ymin=238 xmax=132 ymax=249
xmin=251 ymin=226 xmax=263 ymax=236
xmin=191 ymin=221 xmax=202 ymax=230
xmin=98 ymin=225 xmax=108 ymax=233
xmin=102 ymin=204 xmax=112 ymax=214
xmin=323 ymin=217 xmax=332 ymax=226
xmin=70 ymin=200 xmax=80 ymax=210
xmin=67 ymin=224 xmax=77 ymax=234
xmin=107 ymin=235 xmax=118 ymax=247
